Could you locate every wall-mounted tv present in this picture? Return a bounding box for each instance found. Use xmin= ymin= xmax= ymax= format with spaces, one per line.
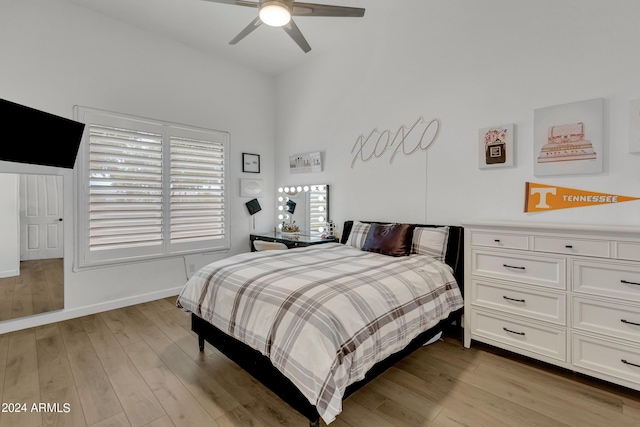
xmin=1 ymin=98 xmax=85 ymax=169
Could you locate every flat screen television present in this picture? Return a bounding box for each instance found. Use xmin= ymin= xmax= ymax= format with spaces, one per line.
xmin=1 ymin=98 xmax=85 ymax=169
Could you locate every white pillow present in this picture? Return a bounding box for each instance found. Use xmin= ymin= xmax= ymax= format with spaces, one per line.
xmin=345 ymin=221 xmax=371 ymax=249
xmin=411 ymin=226 xmax=449 ymax=261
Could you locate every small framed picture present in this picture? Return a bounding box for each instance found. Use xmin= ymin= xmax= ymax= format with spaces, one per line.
xmin=242 ymin=153 xmax=260 ymax=173
xmin=240 ymin=178 xmax=263 ymax=197
xmin=289 ymin=151 xmax=322 ymax=174
xmin=478 ymin=124 xmax=515 ymax=169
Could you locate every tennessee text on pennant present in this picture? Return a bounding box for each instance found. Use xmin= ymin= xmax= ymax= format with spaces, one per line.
xmin=524 ymin=182 xmax=640 ymax=212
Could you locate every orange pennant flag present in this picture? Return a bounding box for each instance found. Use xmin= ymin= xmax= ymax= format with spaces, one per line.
xmin=524 ymin=182 xmax=640 ymax=212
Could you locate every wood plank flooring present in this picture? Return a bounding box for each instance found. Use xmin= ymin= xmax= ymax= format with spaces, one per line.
xmin=0 ymin=259 xmax=63 ymax=321
xmin=0 ymin=296 xmax=639 ymax=426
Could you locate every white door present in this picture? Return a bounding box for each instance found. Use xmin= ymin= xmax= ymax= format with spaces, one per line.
xmin=20 ymin=174 xmax=64 ymax=260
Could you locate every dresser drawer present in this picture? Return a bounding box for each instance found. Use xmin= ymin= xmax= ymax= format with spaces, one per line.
xmin=618 ymin=241 xmax=640 ymax=262
xmin=471 ymin=310 xmax=566 ymax=361
xmin=471 ymin=249 xmax=566 ymax=290
xmin=573 ymin=333 xmax=640 ymax=387
xmin=533 ymin=236 xmax=610 ymax=258
xmin=471 ymin=279 xmax=566 ymax=325
xmin=470 ymin=231 xmax=528 ymax=250
xmin=573 ymin=260 xmax=640 ymax=302
xmin=573 ymin=297 xmax=640 ymax=342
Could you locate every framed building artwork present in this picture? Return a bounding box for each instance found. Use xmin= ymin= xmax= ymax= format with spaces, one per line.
xmin=478 ymin=124 xmax=515 ymax=169
xmin=533 ymin=98 xmax=604 ymax=176
xmin=630 ymin=98 xmax=640 ymax=153
xmin=242 ymin=153 xmax=260 ymax=173
xmin=289 ymin=151 xmax=322 ymax=174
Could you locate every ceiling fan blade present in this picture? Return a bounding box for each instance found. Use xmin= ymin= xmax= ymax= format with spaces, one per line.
xmin=229 ymin=16 xmax=263 ymax=45
xmin=200 ymin=0 xmax=259 ymax=8
xmin=282 ymin=19 xmax=311 ymax=53
xmin=291 ymin=2 xmax=365 ymax=17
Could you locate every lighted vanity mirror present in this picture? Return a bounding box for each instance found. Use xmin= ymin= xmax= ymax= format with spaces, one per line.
xmin=276 ymin=184 xmax=329 ymax=237
xmin=0 ymin=173 xmax=64 ymax=321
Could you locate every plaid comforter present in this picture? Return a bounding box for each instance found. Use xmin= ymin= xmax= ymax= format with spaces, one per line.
xmin=176 ymin=243 xmax=463 ymax=424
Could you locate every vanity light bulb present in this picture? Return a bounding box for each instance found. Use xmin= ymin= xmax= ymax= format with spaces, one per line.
xmin=318 ymin=216 xmax=325 ymax=222
xmin=278 ymin=223 xmax=283 ymax=229
xmin=285 ymin=214 xmax=290 ymax=219
xmin=278 ymin=187 xmax=283 ymax=193
xmin=278 ymin=214 xmax=284 ymax=220
xmin=310 ymin=186 xmax=317 ymax=191
xmin=297 ymin=186 xmax=302 ymax=192
xmin=303 ymin=186 xmax=309 ymax=191
xmin=278 ymin=206 xmax=284 ymax=211
xmin=284 ymin=187 xmax=290 ymax=192
xmin=319 ymin=227 xmax=325 ymax=233
xmin=318 ymin=185 xmax=325 ymax=191
xmin=318 ymin=206 xmax=325 ymax=212
xmin=278 ymin=197 xmax=284 ymax=202
xmin=318 ymin=196 xmax=324 ymax=201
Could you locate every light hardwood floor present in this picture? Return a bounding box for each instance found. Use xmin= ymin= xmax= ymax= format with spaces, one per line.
xmin=0 ymin=258 xmax=64 ymax=321
xmin=1 ymin=296 xmax=639 ymax=427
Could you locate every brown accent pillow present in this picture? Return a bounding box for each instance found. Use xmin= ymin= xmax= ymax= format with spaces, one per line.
xmin=362 ymin=223 xmax=416 ymax=257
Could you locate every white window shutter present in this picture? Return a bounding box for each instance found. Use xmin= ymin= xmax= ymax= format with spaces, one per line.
xmin=88 ymin=125 xmax=164 ymax=251
xmin=74 ymin=106 xmax=230 ymax=269
xmin=169 ymin=137 xmax=226 ymax=245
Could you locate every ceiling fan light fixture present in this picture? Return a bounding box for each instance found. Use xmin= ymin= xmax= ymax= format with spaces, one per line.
xmin=259 ymin=1 xmax=291 ymax=27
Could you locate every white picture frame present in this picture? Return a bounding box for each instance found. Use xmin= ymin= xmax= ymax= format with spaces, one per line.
xmin=240 ymin=178 xmax=263 ymax=197
xmin=478 ymin=124 xmax=515 ymax=169
xmin=533 ymin=98 xmax=604 ymax=176
xmin=289 ymin=151 xmax=322 ymax=174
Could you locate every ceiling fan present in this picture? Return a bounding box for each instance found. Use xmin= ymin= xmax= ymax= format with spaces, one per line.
xmin=202 ymin=0 xmax=365 ymax=53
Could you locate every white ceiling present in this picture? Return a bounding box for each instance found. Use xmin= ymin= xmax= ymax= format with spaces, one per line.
xmin=65 ymin=0 xmax=371 ymax=76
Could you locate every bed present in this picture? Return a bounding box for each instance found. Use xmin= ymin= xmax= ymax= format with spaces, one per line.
xmin=176 ymin=220 xmax=464 ymax=426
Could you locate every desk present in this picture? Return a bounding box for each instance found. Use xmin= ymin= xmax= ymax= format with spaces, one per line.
xmin=250 ymin=232 xmax=337 ymax=251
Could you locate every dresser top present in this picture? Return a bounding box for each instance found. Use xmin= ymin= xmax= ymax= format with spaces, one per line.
xmin=461 ymin=220 xmax=640 ymax=236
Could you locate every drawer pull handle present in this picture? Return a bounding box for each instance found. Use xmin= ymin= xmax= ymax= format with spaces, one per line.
xmin=622 ymin=359 xmax=640 ymax=368
xmin=503 ymin=296 xmax=526 ymax=303
xmin=565 ymin=245 xmax=573 ymax=249
xmin=503 ymin=327 xmax=525 ymax=336
xmin=503 ymin=264 xmax=526 ymax=270
xmin=494 ymin=239 xmax=501 ymax=243
xmin=621 ymin=319 xmax=640 ymax=327
xmin=621 ymin=280 xmax=640 ymax=286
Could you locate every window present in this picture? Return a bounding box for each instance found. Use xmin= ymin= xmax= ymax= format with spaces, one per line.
xmin=74 ymin=107 xmax=229 ymax=269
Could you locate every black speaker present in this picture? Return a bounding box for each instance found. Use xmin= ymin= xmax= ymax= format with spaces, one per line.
xmin=245 ymin=198 xmax=262 ymax=215
xmin=0 ymin=98 xmax=85 ymax=169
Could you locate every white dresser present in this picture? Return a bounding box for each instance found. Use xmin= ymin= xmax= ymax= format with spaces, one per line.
xmin=463 ymin=221 xmax=640 ymax=392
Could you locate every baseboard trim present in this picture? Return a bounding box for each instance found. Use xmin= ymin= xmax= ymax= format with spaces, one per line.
xmin=0 ymin=286 xmax=184 ymax=334
xmin=0 ymin=269 xmax=19 ymax=279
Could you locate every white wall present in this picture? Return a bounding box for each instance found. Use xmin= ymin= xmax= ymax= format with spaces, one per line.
xmin=4 ymin=0 xmax=640 ymax=332
xmin=0 ymin=0 xmax=275 ymax=332
xmin=274 ymin=0 xmax=640 ymax=234
xmin=0 ymin=174 xmax=19 ymax=278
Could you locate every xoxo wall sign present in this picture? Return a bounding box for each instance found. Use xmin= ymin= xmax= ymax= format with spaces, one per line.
xmin=350 ymin=116 xmax=441 ymax=168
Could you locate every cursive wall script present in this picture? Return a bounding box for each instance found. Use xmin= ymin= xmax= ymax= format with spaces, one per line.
xmin=351 ymin=117 xmax=441 ymax=168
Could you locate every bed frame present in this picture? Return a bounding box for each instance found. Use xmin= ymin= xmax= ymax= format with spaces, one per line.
xmin=191 ymin=221 xmax=464 ymax=426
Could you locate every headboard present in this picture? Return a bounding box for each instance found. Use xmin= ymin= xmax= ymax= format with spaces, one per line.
xmin=341 ymin=220 xmax=464 ymax=293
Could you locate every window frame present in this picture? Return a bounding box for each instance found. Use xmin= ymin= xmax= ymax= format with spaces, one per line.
xmin=73 ymin=106 xmax=230 ymax=270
